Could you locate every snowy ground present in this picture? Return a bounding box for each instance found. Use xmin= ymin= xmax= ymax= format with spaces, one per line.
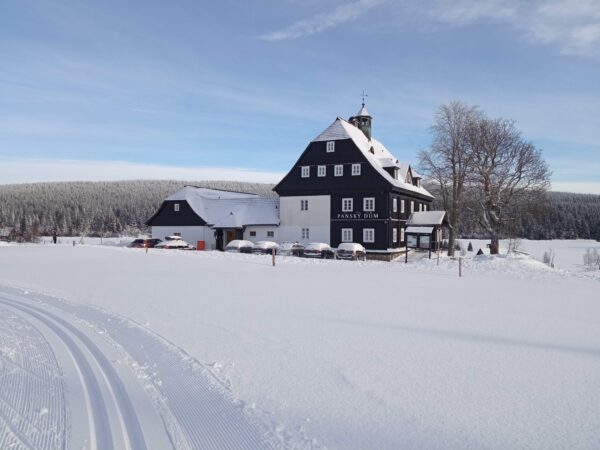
xmin=0 ymin=240 xmax=599 ymax=449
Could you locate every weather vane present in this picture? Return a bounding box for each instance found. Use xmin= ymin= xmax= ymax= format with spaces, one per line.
xmin=361 ymin=90 xmax=368 ymax=107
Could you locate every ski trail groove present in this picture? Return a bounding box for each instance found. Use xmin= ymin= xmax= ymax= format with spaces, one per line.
xmin=0 ymin=295 xmax=152 ymax=450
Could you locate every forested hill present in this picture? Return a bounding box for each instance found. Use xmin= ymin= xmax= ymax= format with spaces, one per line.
xmin=0 ymin=180 xmax=275 ymax=238
xmin=0 ymin=180 xmax=599 ymax=240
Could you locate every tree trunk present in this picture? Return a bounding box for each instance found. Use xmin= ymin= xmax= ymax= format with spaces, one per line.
xmin=490 ymin=233 xmax=500 ymax=255
xmin=447 ymin=227 xmax=456 ymax=257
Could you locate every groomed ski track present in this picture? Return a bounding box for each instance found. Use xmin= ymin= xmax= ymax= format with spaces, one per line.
xmin=0 ymin=286 xmax=279 ymax=450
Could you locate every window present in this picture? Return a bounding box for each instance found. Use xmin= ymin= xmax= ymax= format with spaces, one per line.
xmin=301 ymin=166 xmax=310 ymax=178
xmin=300 ymin=199 xmax=308 ymax=211
xmin=174 ymin=232 xmax=181 ymax=237
xmin=401 ymin=228 xmax=405 ymax=243
xmin=302 ymin=228 xmax=310 ymax=239
xmin=393 ymin=198 xmax=398 ymax=213
xmin=410 ymin=201 xmax=414 ymax=213
xmin=401 ymin=200 xmax=405 ymax=213
xmin=174 ymin=203 xmax=180 ymax=212
xmin=351 ymin=164 xmax=361 ymax=176
xmin=363 ymin=228 xmax=375 ymax=243
xmin=419 ymin=203 xmax=423 ymax=212
xmin=326 ymin=141 xmax=335 ymax=153
xmin=342 ymin=198 xmax=353 ymax=212
xmin=424 ymin=204 xmax=427 ymax=211
xmin=317 ymin=165 xmax=326 ymax=177
xmin=393 ymin=228 xmax=398 ymax=243
xmin=334 ymin=165 xmax=343 ymax=176
xmin=342 ymin=228 xmax=353 ymax=242
xmin=249 ymin=231 xmax=256 ymax=237
xmin=267 ymin=231 xmax=274 ymax=238
xmin=363 ymin=197 xmax=375 ymax=211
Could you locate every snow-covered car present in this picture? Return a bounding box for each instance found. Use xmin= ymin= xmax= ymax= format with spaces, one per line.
xmin=225 ymin=239 xmax=255 ymax=253
xmin=251 ymin=241 xmax=280 ymax=255
xmin=155 ymin=239 xmax=195 ymax=250
xmin=129 ymin=238 xmax=162 ymax=248
xmin=302 ymin=242 xmax=335 ymax=259
xmin=279 ymin=242 xmax=305 ymax=257
xmin=336 ymin=243 xmax=367 ymax=261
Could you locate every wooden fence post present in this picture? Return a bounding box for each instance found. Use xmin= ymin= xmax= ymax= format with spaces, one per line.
xmin=459 ymin=256 xmax=462 ymax=277
xmin=272 ymin=250 xmax=276 ymax=267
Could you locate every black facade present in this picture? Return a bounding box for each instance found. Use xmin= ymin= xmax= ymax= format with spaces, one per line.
xmin=146 ymin=200 xmax=206 ymax=227
xmin=274 ymin=122 xmax=434 ymax=252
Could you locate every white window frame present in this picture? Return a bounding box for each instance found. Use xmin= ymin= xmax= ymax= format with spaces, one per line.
xmin=174 ymin=203 xmax=180 ymax=212
xmin=393 ymin=198 xmax=398 ymax=213
xmin=334 ymin=165 xmax=343 ymax=176
xmin=351 ymin=163 xmax=361 ymax=176
xmin=419 ymin=203 xmax=423 ymax=212
xmin=326 ymin=141 xmax=335 ymax=153
xmin=423 ymin=204 xmax=427 ymax=211
xmin=401 ymin=228 xmax=405 ymax=243
xmin=341 ymin=228 xmax=353 ymax=243
xmin=302 ymin=228 xmax=310 ymax=239
xmin=401 ymin=200 xmax=405 ymax=213
xmin=317 ymin=165 xmax=326 ymax=177
xmin=363 ymin=228 xmax=375 ymax=243
xmin=301 ymin=166 xmax=310 ymax=178
xmin=393 ymin=228 xmax=398 ymax=243
xmin=342 ymin=198 xmax=353 ymax=212
xmin=363 ymin=197 xmax=375 ymax=212
xmin=410 ymin=201 xmax=414 ymax=213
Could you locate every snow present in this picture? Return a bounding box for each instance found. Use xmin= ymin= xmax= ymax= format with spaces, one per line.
xmin=407 ymin=211 xmax=447 ymax=225
xmin=405 ymin=226 xmax=434 ymax=233
xmin=1 ymin=241 xmax=599 ymax=449
xmin=166 ymin=186 xmax=280 ymax=227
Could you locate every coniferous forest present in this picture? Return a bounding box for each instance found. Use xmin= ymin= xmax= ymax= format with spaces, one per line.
xmin=0 ymin=180 xmax=598 ymax=241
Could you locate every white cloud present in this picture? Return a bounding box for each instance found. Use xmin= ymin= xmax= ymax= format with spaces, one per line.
xmin=0 ymin=158 xmax=284 ymax=185
xmin=260 ymin=0 xmax=385 ymax=41
xmin=551 ymin=182 xmax=600 ymax=194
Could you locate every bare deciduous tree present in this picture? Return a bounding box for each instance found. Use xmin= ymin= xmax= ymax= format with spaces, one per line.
xmin=468 ymin=117 xmax=551 ymax=254
xmin=418 ymin=101 xmax=481 ymax=256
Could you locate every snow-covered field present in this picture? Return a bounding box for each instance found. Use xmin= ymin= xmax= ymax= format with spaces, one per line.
xmin=0 ymin=240 xmax=599 ymax=449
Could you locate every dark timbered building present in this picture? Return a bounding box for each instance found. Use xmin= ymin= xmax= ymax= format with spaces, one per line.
xmin=274 ymin=104 xmax=435 ymax=258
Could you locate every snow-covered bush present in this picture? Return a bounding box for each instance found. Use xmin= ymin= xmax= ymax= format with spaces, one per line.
xmin=543 ymin=248 xmax=555 ymax=268
xmin=583 ymin=248 xmax=600 ymax=270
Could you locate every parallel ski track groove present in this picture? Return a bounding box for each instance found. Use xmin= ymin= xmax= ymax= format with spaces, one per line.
xmin=0 ymin=295 xmax=152 ymax=450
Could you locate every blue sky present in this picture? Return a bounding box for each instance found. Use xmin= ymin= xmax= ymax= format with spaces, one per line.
xmin=1 ymin=0 xmax=599 ymax=192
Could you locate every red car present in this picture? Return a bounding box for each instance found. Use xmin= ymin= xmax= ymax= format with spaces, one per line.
xmin=129 ymin=238 xmax=162 ymax=248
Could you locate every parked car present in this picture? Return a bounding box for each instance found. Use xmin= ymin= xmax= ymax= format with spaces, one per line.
xmin=279 ymin=242 xmax=305 ymax=257
xmin=303 ymin=242 xmax=335 ymax=259
xmin=155 ymin=238 xmax=195 ymax=250
xmin=336 ymin=243 xmax=367 ymax=261
xmin=129 ymin=238 xmax=162 ymax=248
xmin=225 ymin=239 xmax=255 ymax=253
xmin=251 ymin=241 xmax=280 ymax=255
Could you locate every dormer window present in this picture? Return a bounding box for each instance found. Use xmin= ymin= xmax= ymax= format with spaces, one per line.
xmin=174 ymin=203 xmax=180 ymax=212
xmin=326 ymin=141 xmax=335 ymax=153
xmin=351 ymin=164 xmax=361 ymax=176
xmin=334 ymin=165 xmax=343 ymax=176
xmin=301 ymin=166 xmax=310 ymax=178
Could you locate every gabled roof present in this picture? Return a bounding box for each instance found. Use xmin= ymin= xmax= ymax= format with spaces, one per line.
xmin=166 ymin=187 xmax=279 ymax=227
xmin=312 ymin=118 xmax=433 ymax=198
xmin=407 ymin=211 xmax=448 ymax=226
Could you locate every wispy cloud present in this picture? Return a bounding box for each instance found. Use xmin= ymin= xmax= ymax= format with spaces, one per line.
xmin=0 ymin=158 xmax=284 ymax=185
xmin=260 ymin=0 xmax=386 ymax=41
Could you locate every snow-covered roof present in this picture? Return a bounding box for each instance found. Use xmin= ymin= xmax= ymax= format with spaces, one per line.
xmin=407 ymin=211 xmax=447 ymax=226
xmin=312 ymin=118 xmax=433 ymax=199
xmin=356 ymin=105 xmax=371 ymax=117
xmin=167 ymin=187 xmax=279 ymax=227
xmin=405 ymin=226 xmax=434 ymax=234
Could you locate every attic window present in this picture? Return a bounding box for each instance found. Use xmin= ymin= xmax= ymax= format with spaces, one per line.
xmin=301 ymin=166 xmax=310 ymax=178
xmin=351 ymin=164 xmax=361 ymax=176
xmin=174 ymin=203 xmax=180 ymax=212
xmin=326 ymin=141 xmax=335 ymax=153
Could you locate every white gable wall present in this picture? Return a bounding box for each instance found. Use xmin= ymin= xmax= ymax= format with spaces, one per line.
xmin=279 ymin=195 xmax=331 ymax=245
xmin=151 ymin=226 xmax=217 ymax=250
xmin=243 ymin=226 xmax=279 ymax=242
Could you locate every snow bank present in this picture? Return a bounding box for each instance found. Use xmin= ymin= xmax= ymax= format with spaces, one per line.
xmin=1 ymin=244 xmax=599 ymax=449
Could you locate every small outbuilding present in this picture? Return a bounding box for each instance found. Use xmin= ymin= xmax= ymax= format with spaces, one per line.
xmin=404 ymin=211 xmax=449 ymax=257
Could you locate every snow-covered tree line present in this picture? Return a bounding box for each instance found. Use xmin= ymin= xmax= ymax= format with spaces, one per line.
xmin=429 ymin=187 xmax=600 ymax=241
xmin=0 ymin=180 xmax=275 ymax=240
